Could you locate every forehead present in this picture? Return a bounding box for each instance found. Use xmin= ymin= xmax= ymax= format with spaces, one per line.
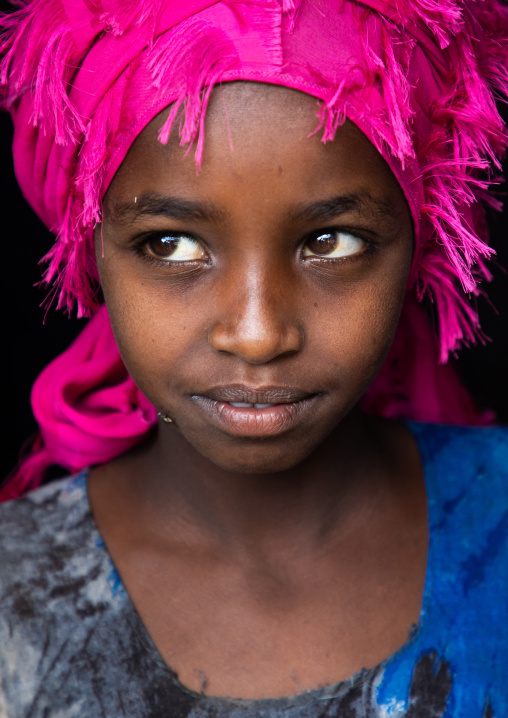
xmin=105 ymin=82 xmax=408 ymax=224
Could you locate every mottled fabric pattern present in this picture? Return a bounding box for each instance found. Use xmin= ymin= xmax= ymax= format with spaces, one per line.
xmin=0 ymin=423 xmax=507 ymax=717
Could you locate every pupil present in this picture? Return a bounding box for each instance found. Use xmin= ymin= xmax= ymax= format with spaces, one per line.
xmin=308 ymin=233 xmax=338 ymax=255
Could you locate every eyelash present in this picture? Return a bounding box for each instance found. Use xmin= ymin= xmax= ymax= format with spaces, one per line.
xmin=132 ymin=228 xmax=375 ymax=267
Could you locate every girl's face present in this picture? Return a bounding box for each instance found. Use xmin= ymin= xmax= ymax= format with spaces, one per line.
xmin=97 ymin=83 xmax=413 ymax=474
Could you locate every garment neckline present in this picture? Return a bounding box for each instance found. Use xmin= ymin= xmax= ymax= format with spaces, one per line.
xmin=80 ymin=420 xmax=438 ymax=707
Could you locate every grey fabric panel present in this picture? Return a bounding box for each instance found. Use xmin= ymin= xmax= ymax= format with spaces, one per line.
xmin=0 ymin=476 xmax=450 ymax=718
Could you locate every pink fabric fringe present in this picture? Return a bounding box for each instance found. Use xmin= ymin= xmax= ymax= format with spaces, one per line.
xmin=0 ymin=0 xmax=507 ymax=499
xmin=2 ymin=0 xmax=506 ymax=343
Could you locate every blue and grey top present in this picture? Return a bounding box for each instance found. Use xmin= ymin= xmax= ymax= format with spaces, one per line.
xmin=0 ymin=423 xmax=507 ymax=717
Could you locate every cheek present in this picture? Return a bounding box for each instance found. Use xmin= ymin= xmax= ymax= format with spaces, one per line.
xmin=110 ymin=298 xmax=184 ymax=382
xmin=311 ymin=263 xmax=409 ymax=370
xmin=97 ymin=257 xmax=180 ymax=382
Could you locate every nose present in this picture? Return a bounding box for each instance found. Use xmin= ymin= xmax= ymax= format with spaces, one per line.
xmin=208 ymin=264 xmax=304 ymax=364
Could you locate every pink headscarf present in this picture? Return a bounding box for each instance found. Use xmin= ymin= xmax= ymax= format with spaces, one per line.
xmin=1 ymin=0 xmax=507 ymax=498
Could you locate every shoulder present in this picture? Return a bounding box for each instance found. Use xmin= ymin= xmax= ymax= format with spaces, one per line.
xmin=0 ymin=474 xmax=139 ymax=713
xmin=0 ymin=472 xmax=114 ymax=624
xmin=409 ymin=422 xmax=508 ymax=485
xmin=0 ymin=472 xmax=93 ymax=575
xmin=409 ymin=423 xmax=508 ymax=559
xmin=410 ymin=423 xmax=508 ymax=584
xmin=409 ymin=420 xmax=508 ymax=451
xmin=0 ymin=471 xmax=120 ymax=615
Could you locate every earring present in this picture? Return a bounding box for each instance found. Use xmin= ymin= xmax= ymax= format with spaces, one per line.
xmin=157 ymin=411 xmax=174 ymax=424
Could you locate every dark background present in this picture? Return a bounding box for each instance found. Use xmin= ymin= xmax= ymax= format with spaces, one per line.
xmin=1 ymin=107 xmax=507 ymax=481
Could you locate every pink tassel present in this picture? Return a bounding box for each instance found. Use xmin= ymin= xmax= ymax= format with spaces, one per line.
xmin=77 ymin=68 xmax=133 ymax=228
xmin=406 ymin=0 xmax=463 ymax=48
xmin=42 ymin=203 xmax=99 ymax=317
xmin=225 ymin=0 xmax=283 ymax=67
xmin=0 ymin=0 xmax=85 ymax=143
xmin=97 ymin=0 xmax=165 ymax=38
xmin=147 ymin=17 xmax=239 ymax=163
xmin=416 ymin=251 xmax=485 ymax=362
xmin=355 ymin=10 xmax=415 ymax=164
xmin=315 ymin=11 xmax=416 ymax=166
xmin=282 ymin=0 xmax=301 ymax=29
xmin=77 ymin=89 xmax=115 ymax=229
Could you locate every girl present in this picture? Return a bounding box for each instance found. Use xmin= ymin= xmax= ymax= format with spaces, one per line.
xmin=0 ymin=0 xmax=507 ymax=715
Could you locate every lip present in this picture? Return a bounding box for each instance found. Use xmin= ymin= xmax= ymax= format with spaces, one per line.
xmin=191 ymin=385 xmax=320 ymax=438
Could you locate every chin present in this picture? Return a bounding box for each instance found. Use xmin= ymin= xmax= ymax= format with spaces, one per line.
xmin=196 ymin=437 xmax=317 ymax=475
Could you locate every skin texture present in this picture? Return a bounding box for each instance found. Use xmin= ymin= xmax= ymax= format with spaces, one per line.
xmin=89 ymin=83 xmax=428 ymax=699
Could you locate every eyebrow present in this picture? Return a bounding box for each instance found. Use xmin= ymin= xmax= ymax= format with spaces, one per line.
xmin=291 ymin=193 xmax=398 ymax=223
xmin=107 ymin=192 xmax=225 ymax=224
xmin=107 ymin=191 xmax=398 ymax=226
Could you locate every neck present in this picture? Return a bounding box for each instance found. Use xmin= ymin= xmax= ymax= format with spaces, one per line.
xmin=117 ymin=410 xmax=398 ymax=557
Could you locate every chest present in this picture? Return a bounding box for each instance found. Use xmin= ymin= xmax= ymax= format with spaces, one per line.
xmin=113 ymin=514 xmax=428 ymax=699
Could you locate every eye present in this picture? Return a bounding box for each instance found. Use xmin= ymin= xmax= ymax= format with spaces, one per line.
xmin=142 ymin=233 xmax=206 ymax=262
xmin=303 ymin=231 xmax=367 ymax=259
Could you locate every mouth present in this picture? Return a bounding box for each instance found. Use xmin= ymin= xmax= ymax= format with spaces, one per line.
xmin=191 ymin=385 xmax=320 ymax=438
xmin=229 ymin=402 xmax=277 ymax=409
